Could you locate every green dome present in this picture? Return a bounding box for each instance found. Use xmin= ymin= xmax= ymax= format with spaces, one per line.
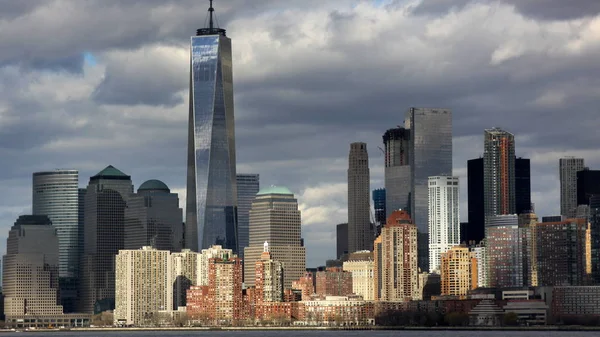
xmin=257 ymin=185 xmax=293 ymax=196
xmin=138 ymin=179 xmax=170 ymax=192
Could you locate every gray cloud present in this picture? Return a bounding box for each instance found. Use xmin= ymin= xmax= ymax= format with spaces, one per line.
xmin=1 ymin=0 xmax=600 ymax=266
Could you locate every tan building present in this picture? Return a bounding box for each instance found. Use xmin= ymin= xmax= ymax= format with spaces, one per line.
xmin=378 ymin=210 xmax=418 ymax=301
xmin=373 ymin=235 xmax=383 ymax=300
xmin=519 ymin=212 xmax=539 ymax=286
xmin=244 ymin=186 xmax=306 ymax=288
xmin=2 ymin=215 xmax=63 ymax=319
xmin=440 ymin=246 xmax=477 ymax=297
xmin=343 ymin=252 xmax=374 ymax=301
xmin=114 ymin=247 xmax=172 ymax=326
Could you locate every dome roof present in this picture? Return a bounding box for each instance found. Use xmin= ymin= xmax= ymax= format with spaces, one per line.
xmin=138 ymin=179 xmax=170 ymax=192
xmin=257 ymin=185 xmax=293 ymax=196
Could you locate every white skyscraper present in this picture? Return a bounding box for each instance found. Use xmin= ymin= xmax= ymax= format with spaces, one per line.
xmin=471 ymin=242 xmax=488 ymax=288
xmin=428 ymin=176 xmax=460 ymax=273
xmin=560 ymin=157 xmax=585 ymax=218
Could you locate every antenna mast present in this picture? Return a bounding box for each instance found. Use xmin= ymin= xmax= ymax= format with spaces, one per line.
xmin=209 ymin=0 xmax=214 ymax=30
xmin=197 ymin=0 xmax=227 ymax=36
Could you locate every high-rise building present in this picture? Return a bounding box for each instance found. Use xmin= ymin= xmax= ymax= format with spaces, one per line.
xmin=186 ymin=255 xmax=243 ymax=323
xmin=383 ymin=127 xmax=411 ymax=218
xmin=315 ymin=267 xmax=353 ymax=297
xmin=560 ymin=158 xmax=585 ymax=218
xmin=32 ymin=170 xmax=79 ymax=278
xmin=486 ymin=215 xmax=523 ymax=288
xmin=471 ymin=241 xmax=488 ymax=288
xmin=467 ymin=158 xmax=485 ymax=244
xmin=236 ymin=174 xmax=259 ymax=258
xmin=536 ymin=219 xmax=587 ymax=286
xmin=114 ymin=247 xmax=172 ymax=326
xmin=372 ymin=188 xmax=387 ymax=226
xmin=348 ymin=142 xmax=373 ymax=253
xmin=124 ymin=180 xmax=183 ymax=252
xmin=590 ymin=196 xmax=600 ymax=284
xmin=577 ymin=169 xmax=600 ymax=206
xmin=336 ymin=223 xmax=348 ymax=259
xmin=515 ymin=158 xmax=532 ymax=214
xmin=2 ymin=215 xmax=63 ymax=320
xmin=483 ymin=128 xmax=516 ymax=219
xmin=244 ymin=186 xmax=306 ymax=288
xmin=254 ymin=242 xmax=284 ymax=303
xmin=428 ymin=176 xmax=460 ymax=272
xmin=440 ymin=246 xmax=477 ymax=296
xmin=343 ymin=253 xmax=374 ymax=301
xmin=519 ymin=212 xmax=539 ymax=287
xmin=80 ymin=165 xmax=133 ymax=313
xmin=186 ymin=2 xmax=237 ymax=253
xmin=378 ymin=210 xmax=419 ymax=301
xmin=405 ymin=108 xmax=452 ymax=272
xmin=373 ymin=235 xmax=383 ymax=300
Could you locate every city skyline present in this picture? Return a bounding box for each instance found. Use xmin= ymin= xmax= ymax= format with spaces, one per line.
xmin=1 ymin=0 xmax=600 ymax=268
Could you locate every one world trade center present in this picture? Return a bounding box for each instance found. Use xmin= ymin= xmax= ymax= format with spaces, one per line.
xmin=186 ymin=1 xmax=238 ymax=253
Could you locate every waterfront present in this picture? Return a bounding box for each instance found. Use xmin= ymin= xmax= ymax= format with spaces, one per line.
xmin=3 ymin=330 xmax=600 ymax=337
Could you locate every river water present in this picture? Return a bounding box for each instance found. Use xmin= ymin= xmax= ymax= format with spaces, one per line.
xmin=3 ymin=330 xmax=600 ymax=337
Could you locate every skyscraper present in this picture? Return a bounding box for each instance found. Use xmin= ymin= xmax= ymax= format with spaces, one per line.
xmin=243 ymin=186 xmax=306 ymax=288
xmin=405 ymin=108 xmax=453 ymax=272
xmin=336 ymin=223 xmax=348 ymax=259
xmin=2 ymin=215 xmax=63 ymax=321
xmin=186 ymin=2 xmax=237 ymax=253
xmin=236 ymin=174 xmax=259 ymax=258
xmin=124 ymin=180 xmax=183 ymax=252
xmin=80 ymin=165 xmax=133 ymax=313
xmin=515 ymin=158 xmax=532 ymax=215
xmin=32 ymin=170 xmax=79 ymax=279
xmin=486 ymin=215 xmax=523 ymax=288
xmin=560 ymin=157 xmax=585 ymax=218
xmin=483 ymin=128 xmax=515 ymax=219
xmin=428 ymin=176 xmax=460 ymax=273
xmin=577 ymin=169 xmax=600 ymax=206
xmin=467 ymin=158 xmax=484 ymax=244
xmin=383 ymin=127 xmax=411 ymax=218
xmin=348 ymin=142 xmax=373 ymax=253
xmin=372 ymin=188 xmax=387 ymax=226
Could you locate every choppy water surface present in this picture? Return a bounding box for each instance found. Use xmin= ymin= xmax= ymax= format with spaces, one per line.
xmin=3 ymin=330 xmax=600 ymax=337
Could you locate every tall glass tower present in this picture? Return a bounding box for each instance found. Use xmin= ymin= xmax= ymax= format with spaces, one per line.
xmin=236 ymin=174 xmax=260 ymax=258
xmin=186 ymin=2 xmax=238 ymax=253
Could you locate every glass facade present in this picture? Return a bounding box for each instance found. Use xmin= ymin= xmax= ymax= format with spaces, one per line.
xmin=483 ymin=128 xmax=515 ymax=218
xmin=236 ymin=174 xmax=260 ymax=258
xmin=372 ymin=188 xmax=386 ymax=226
xmin=405 ymin=108 xmax=453 ymax=233
xmin=186 ymin=33 xmax=238 ymax=253
xmin=383 ymin=127 xmax=411 ymax=219
xmin=32 ymin=170 xmax=79 ymax=278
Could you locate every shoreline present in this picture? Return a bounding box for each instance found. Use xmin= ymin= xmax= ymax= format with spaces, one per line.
xmin=5 ymin=325 xmax=600 ymax=333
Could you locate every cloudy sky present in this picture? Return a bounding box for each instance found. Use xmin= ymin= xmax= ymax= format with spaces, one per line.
xmin=1 ymin=0 xmax=599 ymax=267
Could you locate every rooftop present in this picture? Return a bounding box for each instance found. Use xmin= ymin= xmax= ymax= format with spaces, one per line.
xmin=257 ymin=185 xmax=293 ymax=196
xmin=138 ymin=179 xmax=170 ymax=193
xmin=91 ymin=165 xmax=131 ymax=180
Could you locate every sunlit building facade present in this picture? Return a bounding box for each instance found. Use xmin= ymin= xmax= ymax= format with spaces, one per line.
xmin=186 ymin=11 xmax=238 ymax=253
xmin=440 ymin=246 xmax=477 ymax=297
xmin=428 ymin=176 xmax=460 ymax=272
xmin=483 ymin=128 xmax=515 ymax=218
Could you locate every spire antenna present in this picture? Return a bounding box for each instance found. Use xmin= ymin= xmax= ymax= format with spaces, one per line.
xmin=197 ymin=0 xmax=226 ymax=36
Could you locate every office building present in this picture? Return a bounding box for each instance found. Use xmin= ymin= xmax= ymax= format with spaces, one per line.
xmin=254 ymin=242 xmax=284 ymax=303
xmin=2 ymin=215 xmax=63 ymax=319
xmin=373 ymin=188 xmax=386 ymax=226
xmin=114 ymin=247 xmax=172 ymax=326
xmin=236 ymin=174 xmax=259 ymax=258
xmin=348 ymin=142 xmax=373 ymax=253
xmin=519 ymin=212 xmax=539 ymax=287
xmin=484 ymin=128 xmax=516 ymax=218
xmin=244 ymin=186 xmax=306 ymax=288
xmin=378 ymin=210 xmax=419 ymax=301
xmin=186 ymin=2 xmax=238 ymax=253
xmin=343 ymin=253 xmax=374 ymax=301
xmin=383 ymin=127 xmax=411 ymax=218
xmin=315 ymin=267 xmax=353 ymax=297
xmin=32 ymin=170 xmax=79 ymax=278
xmin=124 ymin=180 xmax=183 ymax=252
xmin=536 ymin=219 xmax=587 ymax=286
xmin=486 ymin=215 xmax=523 ymax=288
xmin=80 ymin=165 xmax=133 ymax=313
xmin=336 ymin=223 xmax=348 ymax=259
xmin=440 ymin=246 xmax=477 ymax=296
xmin=428 ymin=176 xmax=460 ymax=272
xmin=542 ymin=215 xmax=564 ymax=222
xmin=467 ymin=158 xmax=484 ymax=244
xmin=515 ymin=158 xmax=532 ymax=214
xmin=577 ymin=169 xmax=600 ymax=206
xmin=560 ymin=158 xmax=585 ymax=218
xmin=590 ymin=196 xmax=600 ymax=284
